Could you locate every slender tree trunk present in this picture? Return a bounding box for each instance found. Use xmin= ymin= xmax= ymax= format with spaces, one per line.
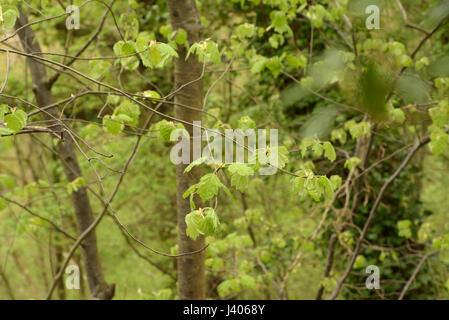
xmin=166 ymin=0 xmax=205 ymax=300
xmin=12 ymin=251 xmax=40 ymax=298
xmin=0 ymin=265 xmax=16 ymax=299
xmin=54 ymin=236 xmax=67 ymax=300
xmin=15 ymin=8 xmax=114 ymax=300
xmin=35 ymin=238 xmax=50 ymax=292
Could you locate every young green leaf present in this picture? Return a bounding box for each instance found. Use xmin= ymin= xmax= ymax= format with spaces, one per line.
xmin=5 ymin=109 xmax=27 ymax=133
xmin=197 ymin=173 xmax=223 ymax=202
xmin=344 ymin=157 xmax=361 ymax=171
xmin=0 ymin=104 xmax=9 ymax=122
xmin=184 ymin=156 xmax=208 ymax=173
xmin=2 ymin=9 xmax=18 ymax=30
xmin=323 ymin=141 xmax=336 ymax=162
xmin=102 ymin=115 xmax=124 ymax=135
xmin=185 ymin=210 xmax=203 ymax=240
xmin=228 ymin=163 xmax=254 ymax=192
xmin=175 ymin=28 xmax=188 ymax=45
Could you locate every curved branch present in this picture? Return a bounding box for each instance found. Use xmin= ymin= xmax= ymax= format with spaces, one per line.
xmin=329 ymin=136 xmax=431 ymax=300
xmin=398 ymin=250 xmax=439 ymax=300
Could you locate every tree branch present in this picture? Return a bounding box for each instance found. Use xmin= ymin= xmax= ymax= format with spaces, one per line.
xmin=329 ymin=136 xmax=431 ymax=300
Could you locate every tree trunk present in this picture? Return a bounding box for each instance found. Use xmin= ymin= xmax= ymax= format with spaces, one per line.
xmin=54 ymin=236 xmax=67 ymax=300
xmin=166 ymin=0 xmax=205 ymax=300
xmin=0 ymin=265 xmax=15 ymax=299
xmin=16 ymin=8 xmax=114 ymax=300
xmin=12 ymin=251 xmax=40 ymax=298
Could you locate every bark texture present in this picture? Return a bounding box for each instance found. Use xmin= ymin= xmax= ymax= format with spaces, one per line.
xmin=166 ymin=0 xmax=206 ymax=300
xmin=16 ymin=9 xmax=114 ymax=300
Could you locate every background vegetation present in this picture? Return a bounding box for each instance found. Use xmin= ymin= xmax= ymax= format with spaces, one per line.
xmin=0 ymin=0 xmax=449 ymax=300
